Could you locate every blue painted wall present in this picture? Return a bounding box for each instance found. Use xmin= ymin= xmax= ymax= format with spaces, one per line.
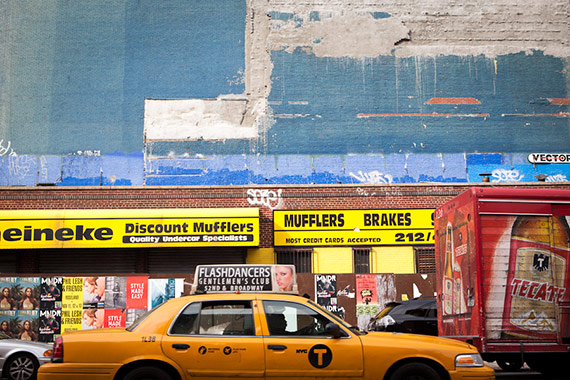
xmin=2 ymin=0 xmax=244 ymax=154
xmin=0 ymin=1 xmax=568 ymax=186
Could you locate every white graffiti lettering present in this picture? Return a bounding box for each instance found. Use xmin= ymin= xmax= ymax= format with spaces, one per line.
xmin=76 ymin=150 xmax=101 ymax=157
xmin=491 ymin=169 xmax=524 ymax=182
xmin=350 ymin=170 xmax=393 ymax=184
xmin=247 ymin=189 xmax=283 ymax=210
xmin=545 ymin=174 xmax=568 ymax=182
xmin=356 ymin=187 xmax=377 ymax=197
xmin=9 ymin=155 xmax=34 ymax=178
xmin=0 ymin=139 xmax=16 ymax=157
xmin=39 ymin=156 xmax=48 ymax=182
xmin=0 ymin=139 xmax=33 ymax=179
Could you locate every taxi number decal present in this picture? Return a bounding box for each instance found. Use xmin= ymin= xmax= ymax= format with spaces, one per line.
xmin=308 ymin=344 xmax=332 ymax=369
xmin=141 ymin=336 xmax=156 ymax=342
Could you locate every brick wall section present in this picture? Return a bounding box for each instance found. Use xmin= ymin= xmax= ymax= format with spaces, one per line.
xmin=1 ymin=183 xmax=569 ymax=248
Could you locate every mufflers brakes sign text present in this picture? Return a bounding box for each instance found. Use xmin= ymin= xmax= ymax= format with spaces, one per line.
xmin=274 ymin=209 xmax=435 ymax=246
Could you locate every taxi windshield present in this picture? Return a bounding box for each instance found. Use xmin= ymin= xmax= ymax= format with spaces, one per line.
xmin=307 ymin=299 xmax=363 ymax=335
xmin=126 ymin=302 xmax=166 ymax=331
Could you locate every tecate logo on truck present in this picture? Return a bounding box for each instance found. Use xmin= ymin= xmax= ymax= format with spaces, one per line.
xmin=528 ymin=153 xmax=570 ymax=164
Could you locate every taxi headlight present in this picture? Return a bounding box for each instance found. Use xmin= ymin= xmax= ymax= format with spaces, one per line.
xmin=379 ymin=315 xmax=395 ymax=328
xmin=455 ymin=353 xmax=484 ymax=367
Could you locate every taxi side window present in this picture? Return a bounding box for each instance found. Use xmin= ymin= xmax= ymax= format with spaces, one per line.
xmin=171 ymin=300 xmax=255 ymax=336
xmin=263 ymin=300 xmax=330 ymax=336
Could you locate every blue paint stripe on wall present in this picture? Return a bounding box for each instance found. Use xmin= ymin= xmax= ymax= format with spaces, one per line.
xmin=1 ymin=152 xmax=569 ymax=186
xmin=468 ymin=164 xmax=569 ymax=183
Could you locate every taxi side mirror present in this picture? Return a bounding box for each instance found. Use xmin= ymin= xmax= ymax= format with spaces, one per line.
xmin=325 ymin=322 xmax=344 ymax=338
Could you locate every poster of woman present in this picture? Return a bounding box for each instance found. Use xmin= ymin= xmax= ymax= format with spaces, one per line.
xmin=83 ymin=277 xmax=105 ymax=308
xmin=271 ymin=265 xmax=296 ymax=292
xmin=0 ymin=280 xmax=17 ymax=310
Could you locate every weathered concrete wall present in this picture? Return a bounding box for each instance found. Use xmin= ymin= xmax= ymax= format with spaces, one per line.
xmin=0 ymin=0 xmax=568 ymax=186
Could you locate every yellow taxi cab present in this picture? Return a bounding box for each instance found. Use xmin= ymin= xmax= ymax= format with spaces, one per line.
xmin=38 ymin=265 xmax=494 ymax=380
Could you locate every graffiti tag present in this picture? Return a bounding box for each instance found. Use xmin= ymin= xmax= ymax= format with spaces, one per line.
xmin=545 ymin=174 xmax=568 ymax=182
xmin=9 ymin=155 xmax=34 ymax=178
xmin=350 ymin=170 xmax=393 ymax=184
xmin=247 ymin=189 xmax=283 ymax=210
xmin=491 ymin=169 xmax=524 ymax=182
xmin=0 ymin=139 xmax=16 ymax=157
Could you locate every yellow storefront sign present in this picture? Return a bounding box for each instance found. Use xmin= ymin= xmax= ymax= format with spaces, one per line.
xmin=0 ymin=208 xmax=259 ymax=249
xmin=274 ymin=209 xmax=434 ymax=246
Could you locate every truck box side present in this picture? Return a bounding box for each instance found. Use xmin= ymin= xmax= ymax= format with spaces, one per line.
xmin=437 ymin=188 xmax=570 ymax=355
xmin=479 ymin=196 xmax=570 ymax=351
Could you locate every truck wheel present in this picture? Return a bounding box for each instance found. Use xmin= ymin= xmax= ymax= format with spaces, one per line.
xmin=390 ymin=363 xmax=441 ymax=380
xmin=496 ymin=358 xmax=522 ymax=371
xmin=123 ymin=366 xmax=173 ymax=380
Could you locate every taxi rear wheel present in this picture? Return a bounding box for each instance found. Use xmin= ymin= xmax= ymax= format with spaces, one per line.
xmin=122 ymin=366 xmax=173 ymax=380
xmin=389 ymin=362 xmax=441 ymax=380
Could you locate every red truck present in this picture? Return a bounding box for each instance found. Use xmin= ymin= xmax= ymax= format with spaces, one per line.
xmin=434 ymin=187 xmax=570 ymax=375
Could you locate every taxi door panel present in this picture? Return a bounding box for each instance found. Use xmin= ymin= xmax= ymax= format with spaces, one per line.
xmin=162 ymin=299 xmax=265 ymax=380
xmin=264 ymin=336 xmax=364 ymax=379
xmin=163 ymin=335 xmax=265 ymax=379
xmin=261 ymin=299 xmax=364 ymax=380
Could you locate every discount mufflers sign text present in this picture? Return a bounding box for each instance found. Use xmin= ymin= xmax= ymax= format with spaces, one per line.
xmin=0 ymin=208 xmax=259 ymax=249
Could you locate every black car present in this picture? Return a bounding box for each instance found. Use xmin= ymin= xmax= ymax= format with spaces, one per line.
xmin=367 ymin=297 xmax=437 ymax=336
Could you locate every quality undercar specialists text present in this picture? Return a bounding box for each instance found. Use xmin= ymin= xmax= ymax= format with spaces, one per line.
xmin=123 ymin=234 xmax=253 ymax=244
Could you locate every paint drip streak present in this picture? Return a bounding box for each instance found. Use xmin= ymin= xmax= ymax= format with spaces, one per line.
xmin=357 ymin=113 xmax=490 ymax=118
xmin=501 ymin=113 xmax=570 ymax=118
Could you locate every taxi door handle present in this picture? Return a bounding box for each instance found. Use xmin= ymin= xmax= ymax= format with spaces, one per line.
xmin=268 ymin=344 xmax=287 ymax=351
xmin=172 ymin=344 xmax=190 ymax=350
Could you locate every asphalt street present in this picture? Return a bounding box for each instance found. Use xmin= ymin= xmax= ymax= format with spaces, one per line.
xmin=489 ymin=362 xmax=566 ymax=380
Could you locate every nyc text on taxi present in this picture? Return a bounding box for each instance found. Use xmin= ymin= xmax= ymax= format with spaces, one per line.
xmin=38 ymin=292 xmax=494 ymax=380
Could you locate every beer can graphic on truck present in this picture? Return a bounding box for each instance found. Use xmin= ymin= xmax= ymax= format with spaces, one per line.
xmin=502 ymin=216 xmax=569 ymax=340
xmin=443 ymin=223 xmax=454 ymax=316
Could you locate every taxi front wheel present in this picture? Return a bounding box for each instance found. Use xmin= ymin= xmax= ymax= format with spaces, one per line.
xmin=390 ymin=362 xmax=441 ymax=380
xmin=123 ymin=366 xmax=173 ymax=380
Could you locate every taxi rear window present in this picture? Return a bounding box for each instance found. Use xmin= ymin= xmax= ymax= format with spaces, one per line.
xmin=170 ymin=300 xmax=255 ymax=336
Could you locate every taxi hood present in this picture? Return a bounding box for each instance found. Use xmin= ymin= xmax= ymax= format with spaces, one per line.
xmin=363 ymin=331 xmax=475 ymax=351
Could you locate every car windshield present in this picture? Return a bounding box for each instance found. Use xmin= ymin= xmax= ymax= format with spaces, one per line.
xmin=374 ymin=305 xmax=395 ymax=320
xmin=389 ymin=300 xmax=435 ymax=317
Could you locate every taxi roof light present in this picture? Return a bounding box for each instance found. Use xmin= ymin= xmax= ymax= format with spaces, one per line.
xmin=190 ymin=264 xmax=299 ymax=294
